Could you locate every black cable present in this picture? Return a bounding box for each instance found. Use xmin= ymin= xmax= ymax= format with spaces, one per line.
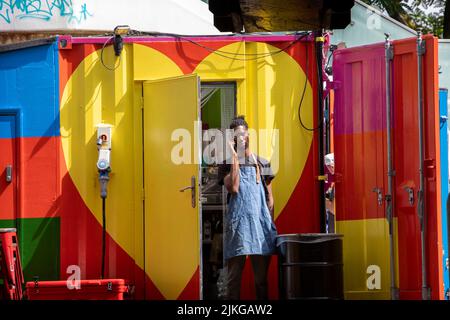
xmin=100 ymin=36 xmax=121 ymax=71
xmin=167 ymin=30 xmax=316 ymax=130
xmin=297 ymin=36 xmax=324 ymax=132
xmin=99 ymin=31 xmax=310 ymax=67
xmin=177 ymin=32 xmax=310 ymax=59
xmin=101 ymin=196 xmax=106 ymax=279
xmin=180 ymin=39 xmax=292 ymax=61
xmin=125 ymin=30 xmax=311 ymax=61
xmin=177 ymin=36 xmax=309 ymax=62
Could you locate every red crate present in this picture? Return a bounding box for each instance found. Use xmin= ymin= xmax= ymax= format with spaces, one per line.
xmin=25 ymin=279 xmax=128 ymax=300
xmin=0 ymin=228 xmax=24 ymax=300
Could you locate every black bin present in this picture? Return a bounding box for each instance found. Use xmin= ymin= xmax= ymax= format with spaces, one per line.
xmin=276 ymin=233 xmax=344 ymax=299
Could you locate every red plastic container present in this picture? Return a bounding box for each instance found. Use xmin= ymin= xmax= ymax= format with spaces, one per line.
xmin=0 ymin=228 xmax=24 ymax=300
xmin=25 ymin=279 xmax=128 ymax=300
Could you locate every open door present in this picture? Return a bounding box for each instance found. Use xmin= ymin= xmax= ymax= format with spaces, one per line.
xmin=333 ymin=44 xmax=391 ymax=299
xmin=391 ymin=35 xmax=442 ymax=300
xmin=333 ymin=36 xmax=443 ymax=300
xmin=143 ymin=74 xmax=201 ymax=300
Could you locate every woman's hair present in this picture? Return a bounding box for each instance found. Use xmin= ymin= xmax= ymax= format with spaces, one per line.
xmin=230 ymin=115 xmax=248 ymax=130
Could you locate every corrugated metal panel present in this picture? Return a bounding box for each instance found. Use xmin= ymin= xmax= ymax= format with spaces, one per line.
xmin=333 ymin=42 xmax=390 ymax=299
xmin=333 ymin=36 xmax=443 ymax=299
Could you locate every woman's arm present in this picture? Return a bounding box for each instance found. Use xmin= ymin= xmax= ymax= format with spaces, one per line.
xmin=266 ymin=181 xmax=274 ymax=220
xmin=224 ymin=141 xmax=240 ymax=194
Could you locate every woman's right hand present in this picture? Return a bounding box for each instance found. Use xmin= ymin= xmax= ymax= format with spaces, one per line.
xmin=226 ymin=140 xmax=240 ymax=194
xmin=228 ymin=141 xmax=238 ymax=163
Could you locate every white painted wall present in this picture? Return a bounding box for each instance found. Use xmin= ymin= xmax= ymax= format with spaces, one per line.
xmin=331 ymin=1 xmax=450 ymax=184
xmin=440 ymin=41 xmax=450 ymax=92
xmin=331 ymin=0 xmax=416 ymax=47
xmin=0 ymin=0 xmax=220 ymax=35
xmin=439 ymin=41 xmax=450 ymax=153
xmin=331 ymin=0 xmax=449 ymax=108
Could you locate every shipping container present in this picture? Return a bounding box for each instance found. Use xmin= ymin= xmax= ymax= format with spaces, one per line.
xmin=0 ymin=34 xmax=321 ymax=300
xmin=333 ymin=35 xmax=443 ymax=300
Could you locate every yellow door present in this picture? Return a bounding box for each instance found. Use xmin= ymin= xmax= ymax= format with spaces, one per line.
xmin=143 ymin=74 xmax=201 ymax=300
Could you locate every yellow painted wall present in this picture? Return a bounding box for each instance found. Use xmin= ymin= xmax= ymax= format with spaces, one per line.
xmin=60 ymin=45 xmax=145 ymax=274
xmin=60 ymin=40 xmax=315 ymax=295
xmin=134 ymin=42 xmax=315 ymax=221
xmin=336 ymin=218 xmax=399 ymax=299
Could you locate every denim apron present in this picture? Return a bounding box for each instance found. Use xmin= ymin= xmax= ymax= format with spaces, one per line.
xmin=224 ymin=164 xmax=278 ymax=260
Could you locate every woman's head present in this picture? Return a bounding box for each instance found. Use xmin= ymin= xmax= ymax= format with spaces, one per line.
xmin=230 ymin=115 xmax=249 ymax=151
xmin=230 ymin=115 xmax=248 ymax=131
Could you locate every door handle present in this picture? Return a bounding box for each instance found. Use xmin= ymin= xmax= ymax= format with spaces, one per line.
xmin=5 ymin=165 xmax=12 ymax=183
xmin=179 ymin=185 xmax=193 ymax=192
xmin=372 ymin=187 xmax=383 ymax=206
xmin=179 ymin=176 xmax=196 ymax=208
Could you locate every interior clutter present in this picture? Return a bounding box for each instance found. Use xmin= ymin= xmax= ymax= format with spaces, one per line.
xmin=200 ymin=83 xmax=236 ymax=299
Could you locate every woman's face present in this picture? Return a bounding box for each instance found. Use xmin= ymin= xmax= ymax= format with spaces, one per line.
xmin=234 ymin=125 xmax=249 ymax=152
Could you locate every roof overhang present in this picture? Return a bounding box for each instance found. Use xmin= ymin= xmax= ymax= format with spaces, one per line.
xmin=209 ymin=0 xmax=354 ymax=32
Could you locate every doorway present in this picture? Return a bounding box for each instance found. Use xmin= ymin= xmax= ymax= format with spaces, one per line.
xmin=200 ymin=82 xmax=236 ymax=300
xmin=142 ymin=77 xmax=236 ymax=300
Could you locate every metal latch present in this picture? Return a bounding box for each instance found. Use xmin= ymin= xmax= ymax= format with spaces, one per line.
xmin=372 ymin=188 xmax=383 ymax=206
xmin=404 ymin=187 xmax=415 ymax=206
xmin=6 ymin=165 xmax=12 ymax=183
xmin=107 ymin=281 xmax=113 ymax=291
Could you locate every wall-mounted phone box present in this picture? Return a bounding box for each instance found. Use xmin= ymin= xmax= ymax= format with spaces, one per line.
xmin=96 ymin=124 xmax=113 ymax=150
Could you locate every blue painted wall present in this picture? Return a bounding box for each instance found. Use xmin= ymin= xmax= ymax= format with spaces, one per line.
xmin=0 ymin=41 xmax=59 ymax=138
xmin=439 ymin=41 xmax=450 ymax=134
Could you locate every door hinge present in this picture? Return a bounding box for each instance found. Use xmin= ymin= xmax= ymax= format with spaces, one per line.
xmin=141 ymin=188 xmax=145 ymax=201
xmin=386 ymin=44 xmax=394 ymax=61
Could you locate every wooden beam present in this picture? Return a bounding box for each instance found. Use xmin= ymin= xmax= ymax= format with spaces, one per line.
xmin=209 ymin=0 xmax=354 ymax=32
xmin=240 ymin=0 xmax=323 ymax=32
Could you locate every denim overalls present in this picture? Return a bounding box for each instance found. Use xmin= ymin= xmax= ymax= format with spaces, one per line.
xmin=224 ymin=163 xmax=278 ymax=260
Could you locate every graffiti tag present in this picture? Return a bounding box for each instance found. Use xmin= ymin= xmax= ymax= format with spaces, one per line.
xmin=0 ymin=0 xmax=92 ymax=24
